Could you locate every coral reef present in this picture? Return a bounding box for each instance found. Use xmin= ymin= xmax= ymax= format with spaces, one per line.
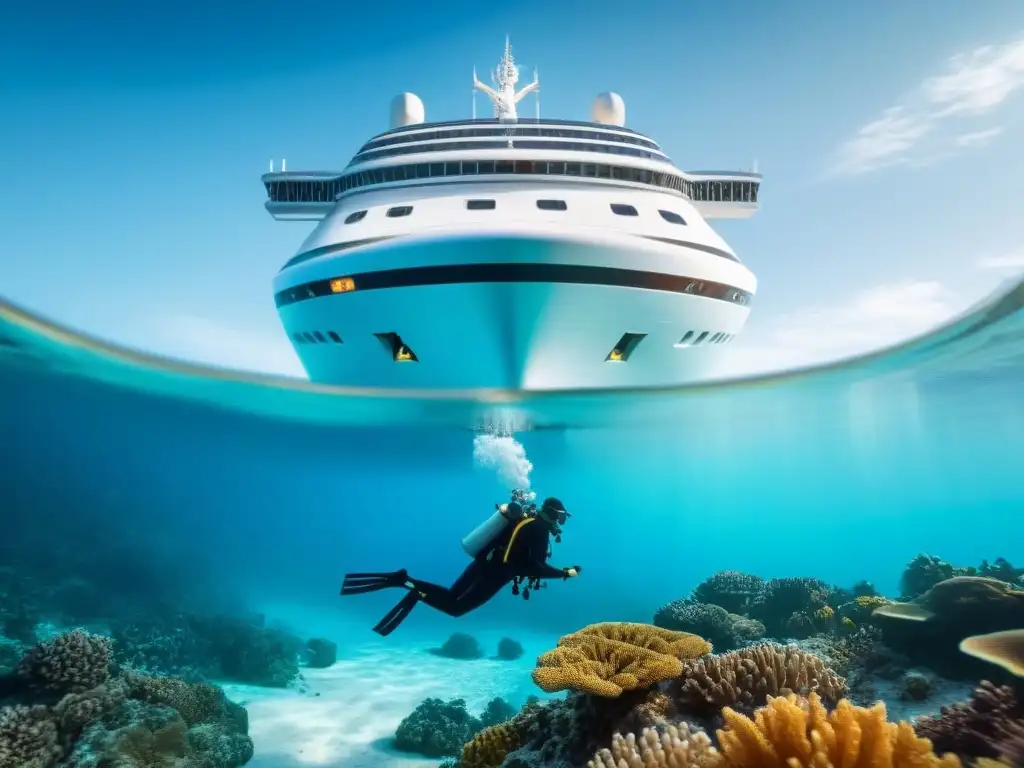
xmin=497 ymin=638 xmax=524 ymax=661
xmin=669 ymin=642 xmax=846 ymax=718
xmin=531 ymin=622 xmax=711 ymax=697
xmin=304 ymin=638 xmax=336 ymax=669
xmin=0 ymin=629 xmax=252 ymax=767
xmin=749 ymin=577 xmax=835 ymax=638
xmin=690 ymin=571 xmax=765 ymax=616
xmin=395 ymin=697 xmax=483 ymax=757
xmin=430 ymin=633 xmax=485 ymax=660
xmin=913 ymin=680 xmax=1023 ymax=760
xmin=652 ymin=601 xmax=764 ymax=652
xmin=587 ymin=722 xmax=718 ymax=768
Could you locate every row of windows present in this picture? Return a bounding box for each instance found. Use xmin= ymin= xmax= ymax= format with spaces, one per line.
xmin=265 ymin=163 xmax=761 ymax=204
xmin=292 ymin=329 xmax=343 ymax=345
xmin=288 ymin=329 xmax=734 ymax=358
xmin=676 ymin=330 xmax=735 ymax=347
xmin=341 ymin=200 xmax=688 ymax=223
xmin=350 ymin=139 xmax=668 ymax=165
xmin=360 ymin=126 xmax=662 ymax=153
xmin=372 ymin=117 xmax=648 ymax=140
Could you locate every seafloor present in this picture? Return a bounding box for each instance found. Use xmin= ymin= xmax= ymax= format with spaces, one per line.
xmin=2 ymin=553 xmax=1023 ymax=767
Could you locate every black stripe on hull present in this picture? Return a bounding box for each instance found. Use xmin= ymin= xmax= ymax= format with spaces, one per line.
xmin=274 ymin=263 xmax=753 ymax=309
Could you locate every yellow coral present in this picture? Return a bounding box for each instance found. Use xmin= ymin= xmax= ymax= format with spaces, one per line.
xmin=461 ymin=723 xmax=519 ymax=768
xmin=716 ymin=691 xmax=962 ymax=768
xmin=532 ymin=622 xmax=711 ymax=697
xmin=855 ymin=595 xmax=890 ymax=609
xmin=815 ymin=606 xmax=836 ymax=620
xmin=841 ymin=617 xmax=856 ymax=629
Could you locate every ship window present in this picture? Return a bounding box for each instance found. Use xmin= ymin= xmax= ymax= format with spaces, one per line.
xmin=445 ymin=162 xmax=460 ymax=175
xmin=375 ymin=332 xmax=419 ymax=362
xmin=708 ymin=332 xmax=722 ymax=344
xmin=292 ymin=332 xmax=306 ymax=344
xmin=386 ymin=206 xmax=413 ymax=218
xmin=610 ymin=203 xmax=638 ymax=216
xmin=430 ymin=162 xmax=444 ymax=176
xmin=478 ymin=160 xmax=496 ymax=174
xmin=566 ymin=162 xmax=581 ymax=176
xmin=467 ymin=199 xmax=496 ymax=210
xmin=302 ymin=332 xmax=317 ymax=344
xmin=344 ymin=210 xmax=367 ymax=224
xmin=537 ymin=199 xmax=567 ymax=211
xmin=659 ymin=210 xmax=686 ymax=225
xmin=596 ymin=165 xmax=611 ymax=179
xmin=674 ymin=331 xmax=695 ymax=348
xmin=514 ymin=161 xmax=533 ymax=174
xmin=495 ymin=160 xmax=513 ymax=174
xmin=581 ymin=164 xmax=597 ymax=177
xmin=327 ymin=331 xmax=343 ymax=343
xmin=313 ymin=331 xmax=326 ymax=343
xmin=606 ymin=332 xmax=647 ymax=362
xmin=692 ymin=331 xmax=709 ymax=345
xmin=548 ymin=161 xmax=566 ymax=175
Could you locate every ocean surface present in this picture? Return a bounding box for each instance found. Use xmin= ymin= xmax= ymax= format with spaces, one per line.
xmin=1 ymin=276 xmax=1023 ymax=767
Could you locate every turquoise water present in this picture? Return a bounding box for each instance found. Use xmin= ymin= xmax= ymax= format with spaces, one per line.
xmin=1 ymin=278 xmax=1023 ymax=766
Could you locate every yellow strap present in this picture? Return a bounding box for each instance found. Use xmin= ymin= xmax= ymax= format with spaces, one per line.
xmin=503 ymin=518 xmax=535 ymax=564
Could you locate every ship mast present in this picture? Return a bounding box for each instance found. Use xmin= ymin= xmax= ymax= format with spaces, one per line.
xmin=472 ymin=36 xmax=539 ymax=122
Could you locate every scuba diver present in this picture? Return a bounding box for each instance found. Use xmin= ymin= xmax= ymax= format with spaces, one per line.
xmin=340 ymin=493 xmax=582 ymax=636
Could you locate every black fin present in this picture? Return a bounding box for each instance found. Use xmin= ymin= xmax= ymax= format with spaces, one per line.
xmin=340 ymin=569 xmax=408 ymax=596
xmin=372 ymin=591 xmax=420 ymax=636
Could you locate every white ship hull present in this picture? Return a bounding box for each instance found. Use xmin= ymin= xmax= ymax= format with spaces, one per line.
xmin=274 ymin=225 xmax=755 ymax=390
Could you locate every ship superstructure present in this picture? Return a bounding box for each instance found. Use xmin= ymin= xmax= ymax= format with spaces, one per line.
xmin=264 ymin=40 xmax=761 ymax=390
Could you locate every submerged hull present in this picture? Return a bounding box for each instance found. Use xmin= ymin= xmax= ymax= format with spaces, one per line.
xmin=273 ymin=228 xmax=756 ymax=390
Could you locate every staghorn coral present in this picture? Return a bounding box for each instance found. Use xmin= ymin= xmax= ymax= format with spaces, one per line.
xmin=532 ymin=623 xmax=710 ymax=697
xmin=914 ymin=680 xmax=1022 ymax=760
xmin=0 ymin=704 xmax=62 ymax=768
xmin=15 ymin=629 xmax=112 ymax=694
xmin=671 ymin=642 xmax=846 ymax=718
xmin=691 ymin=571 xmax=766 ymax=616
xmin=588 ymin=722 xmax=722 ymax=768
xmin=716 ymin=691 xmax=962 ymax=767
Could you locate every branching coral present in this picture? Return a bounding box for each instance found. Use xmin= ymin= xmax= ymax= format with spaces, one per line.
xmin=15 ymin=629 xmax=112 ymax=694
xmin=588 ymin=722 xmax=721 ymax=768
xmin=672 ymin=643 xmax=846 ymax=717
xmin=0 ymin=704 xmax=62 ymax=768
xmin=913 ymin=680 xmax=1022 ymax=760
xmin=901 ymin=554 xmax=957 ymax=599
xmin=532 ymin=623 xmax=711 ymax=697
xmin=716 ymin=691 xmax=962 ymax=767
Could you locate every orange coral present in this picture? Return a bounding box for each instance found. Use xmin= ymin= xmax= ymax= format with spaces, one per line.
xmin=532 ymin=622 xmax=710 ymax=697
xmin=716 ymin=691 xmax=962 ymax=768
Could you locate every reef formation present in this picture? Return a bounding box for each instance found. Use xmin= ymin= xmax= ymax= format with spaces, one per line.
xmin=0 ymin=628 xmax=252 ymax=767
xmin=423 ymin=553 xmax=1024 ymax=768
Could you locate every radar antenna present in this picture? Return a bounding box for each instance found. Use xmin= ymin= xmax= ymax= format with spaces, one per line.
xmin=472 ymin=36 xmax=539 ymax=122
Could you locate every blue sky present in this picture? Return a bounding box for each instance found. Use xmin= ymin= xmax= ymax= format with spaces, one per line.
xmin=2 ymin=0 xmax=1024 ymax=377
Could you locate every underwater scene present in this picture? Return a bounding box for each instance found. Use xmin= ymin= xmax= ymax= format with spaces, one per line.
xmin=1 ymin=275 xmax=1023 ymax=768
xmin=5 ymin=4 xmax=1024 ymax=768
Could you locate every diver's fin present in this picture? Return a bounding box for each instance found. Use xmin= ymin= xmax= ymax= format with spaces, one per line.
xmin=340 ymin=569 xmax=409 ymax=596
xmin=372 ymin=591 xmax=420 ymax=637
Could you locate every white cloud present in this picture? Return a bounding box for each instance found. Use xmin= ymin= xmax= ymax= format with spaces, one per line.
xmin=149 ymin=313 xmax=307 ymax=378
xmin=831 ymin=36 xmax=1024 ymax=175
xmin=714 ymin=280 xmax=971 ymax=377
xmin=976 ymin=250 xmax=1024 ymax=271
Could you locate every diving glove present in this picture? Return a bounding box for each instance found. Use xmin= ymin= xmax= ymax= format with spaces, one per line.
xmin=563 ymin=565 xmax=582 ymax=578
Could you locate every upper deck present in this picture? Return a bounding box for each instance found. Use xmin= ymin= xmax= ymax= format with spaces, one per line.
xmin=262 ymin=119 xmax=761 ymax=221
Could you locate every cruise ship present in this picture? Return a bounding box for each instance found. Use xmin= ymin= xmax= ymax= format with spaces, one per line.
xmin=265 ymin=40 xmax=761 ymax=390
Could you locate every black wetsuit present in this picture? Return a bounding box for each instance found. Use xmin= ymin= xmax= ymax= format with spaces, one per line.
xmin=408 ymin=517 xmax=566 ymax=617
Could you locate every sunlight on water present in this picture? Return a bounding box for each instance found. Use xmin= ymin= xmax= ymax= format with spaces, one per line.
xmin=1 ymin=276 xmax=1022 ymax=768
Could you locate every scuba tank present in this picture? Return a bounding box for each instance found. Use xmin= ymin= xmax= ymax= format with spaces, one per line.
xmin=461 ymin=491 xmax=533 ymax=558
